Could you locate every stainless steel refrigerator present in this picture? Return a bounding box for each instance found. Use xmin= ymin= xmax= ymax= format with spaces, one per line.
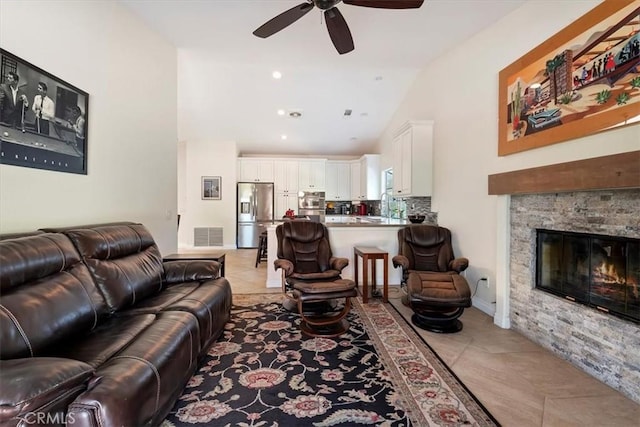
xmin=237 ymin=182 xmax=274 ymax=248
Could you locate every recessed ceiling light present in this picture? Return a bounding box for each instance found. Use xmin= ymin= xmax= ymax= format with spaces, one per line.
xmin=360 ymin=112 xmax=368 ymax=117
xmin=272 ymin=71 xmax=282 ymax=79
xmin=277 ymin=109 xmax=285 ymax=116
xmin=350 ymin=137 xmax=358 ymax=141
xmin=281 ymin=134 xmax=287 ymax=140
xmin=374 ymin=76 xmax=383 ymax=81
xmin=289 ymin=111 xmax=302 ymax=118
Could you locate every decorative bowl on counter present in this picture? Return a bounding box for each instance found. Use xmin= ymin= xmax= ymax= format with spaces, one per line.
xmin=408 ymin=214 xmax=426 ymax=224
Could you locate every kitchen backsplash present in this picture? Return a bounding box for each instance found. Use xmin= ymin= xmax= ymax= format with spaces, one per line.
xmin=325 ymin=200 xmax=381 ymax=216
xmin=406 ymin=196 xmax=438 ymax=223
xmin=325 ymin=196 xmax=436 ymax=222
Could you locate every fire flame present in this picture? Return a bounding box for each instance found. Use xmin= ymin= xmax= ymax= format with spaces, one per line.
xmin=594 ymin=262 xmax=624 ymax=284
xmin=593 ymin=261 xmax=638 ymax=299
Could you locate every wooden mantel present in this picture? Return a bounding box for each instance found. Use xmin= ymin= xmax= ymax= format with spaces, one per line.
xmin=488 ymin=151 xmax=640 ymax=195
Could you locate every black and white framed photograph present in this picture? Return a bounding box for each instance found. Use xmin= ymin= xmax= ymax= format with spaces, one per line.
xmin=202 ymin=176 xmax=221 ymax=200
xmin=0 ymin=48 xmax=88 ymax=174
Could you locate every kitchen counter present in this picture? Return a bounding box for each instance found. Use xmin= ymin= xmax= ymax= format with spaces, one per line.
xmin=324 ymin=215 xmax=412 ymax=226
xmin=265 ymin=217 xmax=437 ymax=288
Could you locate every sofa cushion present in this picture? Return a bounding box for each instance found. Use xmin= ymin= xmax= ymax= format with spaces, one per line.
xmin=0 ymin=357 xmax=94 ymax=424
xmin=164 ymin=278 xmax=232 ymax=351
xmin=61 ymin=223 xmax=164 ymax=313
xmin=50 ymin=314 xmax=157 ymax=369
xmin=118 ymin=282 xmax=200 ymax=315
xmin=0 ymin=234 xmax=108 ymax=359
xmin=67 ymin=311 xmax=200 ymax=427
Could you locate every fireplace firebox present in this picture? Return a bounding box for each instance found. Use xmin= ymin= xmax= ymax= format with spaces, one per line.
xmin=536 ymin=229 xmax=640 ymax=323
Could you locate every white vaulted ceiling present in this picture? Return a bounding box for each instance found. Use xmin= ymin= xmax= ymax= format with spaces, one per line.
xmin=120 ymin=0 xmax=525 ymax=156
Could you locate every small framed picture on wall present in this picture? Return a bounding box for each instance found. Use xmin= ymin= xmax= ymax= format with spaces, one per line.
xmin=202 ymin=176 xmax=221 ymax=200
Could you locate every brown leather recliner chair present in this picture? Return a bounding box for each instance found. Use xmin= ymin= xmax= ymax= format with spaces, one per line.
xmin=274 ymin=221 xmax=356 ymax=337
xmin=393 ymin=225 xmax=472 ymax=333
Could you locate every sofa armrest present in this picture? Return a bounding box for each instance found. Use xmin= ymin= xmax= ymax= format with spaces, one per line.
xmin=329 ymin=257 xmax=349 ymax=272
xmin=274 ymin=259 xmax=294 ymax=276
xmin=0 ymin=358 xmax=94 ymax=423
xmin=449 ymin=257 xmax=469 ymax=273
xmin=162 ymin=260 xmax=220 ymax=284
xmin=392 ymin=255 xmax=409 ymax=270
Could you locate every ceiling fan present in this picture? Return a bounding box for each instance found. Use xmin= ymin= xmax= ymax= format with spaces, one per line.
xmin=252 ymin=0 xmax=425 ymax=55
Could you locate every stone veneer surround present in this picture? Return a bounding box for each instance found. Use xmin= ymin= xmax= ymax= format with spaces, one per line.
xmin=509 ymin=189 xmax=640 ymax=403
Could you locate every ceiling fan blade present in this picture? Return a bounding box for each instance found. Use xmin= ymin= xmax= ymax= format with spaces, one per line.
xmin=253 ymin=2 xmax=314 ymax=38
xmin=343 ymin=0 xmax=424 ymax=9
xmin=324 ymin=8 xmax=354 ymax=55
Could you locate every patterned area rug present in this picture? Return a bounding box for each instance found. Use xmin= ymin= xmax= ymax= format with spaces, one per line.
xmin=162 ymin=294 xmax=499 ymax=426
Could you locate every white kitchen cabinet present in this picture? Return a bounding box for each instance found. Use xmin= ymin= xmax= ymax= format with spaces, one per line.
xmin=350 ymin=155 xmax=381 ymax=200
xmin=392 ymin=121 xmax=433 ymax=197
xmin=274 ymin=160 xmax=299 ymax=194
xmin=350 ymin=161 xmax=361 ymax=200
xmin=298 ymin=159 xmax=326 ymax=191
xmin=325 ymin=161 xmax=351 ymax=200
xmin=238 ymin=158 xmax=274 ymax=182
xmin=275 ymin=193 xmax=298 ymax=218
xmin=360 ymin=154 xmax=381 ymax=200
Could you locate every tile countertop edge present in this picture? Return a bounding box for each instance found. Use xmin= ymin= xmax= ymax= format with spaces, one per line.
xmin=326 ymin=220 xmax=409 ymax=227
xmin=267 ymin=219 xmax=437 ymax=227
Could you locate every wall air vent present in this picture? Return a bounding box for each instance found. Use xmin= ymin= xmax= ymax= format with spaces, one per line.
xmin=343 ymin=109 xmax=352 ymax=117
xmin=194 ymin=227 xmax=223 ymax=247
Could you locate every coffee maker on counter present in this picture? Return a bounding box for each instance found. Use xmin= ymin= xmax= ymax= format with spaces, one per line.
xmin=357 ymin=202 xmax=368 ymax=216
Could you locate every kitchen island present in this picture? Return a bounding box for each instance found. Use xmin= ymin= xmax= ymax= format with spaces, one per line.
xmin=265 ymin=216 xmax=436 ymax=289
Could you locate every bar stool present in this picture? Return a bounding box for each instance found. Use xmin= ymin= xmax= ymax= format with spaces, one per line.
xmin=255 ymin=231 xmax=268 ymax=267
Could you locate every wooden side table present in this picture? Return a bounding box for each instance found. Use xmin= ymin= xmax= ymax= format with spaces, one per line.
xmin=163 ymin=252 xmax=226 ymax=277
xmin=353 ymin=246 xmax=388 ymax=303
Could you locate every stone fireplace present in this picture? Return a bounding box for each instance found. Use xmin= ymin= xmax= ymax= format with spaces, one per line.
xmin=509 ymin=189 xmax=640 ymax=403
xmin=535 ymin=228 xmax=639 ymax=323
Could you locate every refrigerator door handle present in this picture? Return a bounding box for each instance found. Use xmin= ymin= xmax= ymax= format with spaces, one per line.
xmin=252 ymin=189 xmax=257 ymax=221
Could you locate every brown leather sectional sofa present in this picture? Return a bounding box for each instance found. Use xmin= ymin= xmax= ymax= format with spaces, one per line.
xmin=0 ymin=222 xmax=232 ymax=427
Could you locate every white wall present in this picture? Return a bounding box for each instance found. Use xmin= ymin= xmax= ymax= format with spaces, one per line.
xmin=177 ymin=139 xmax=238 ymax=249
xmin=0 ymin=1 xmax=178 ymax=253
xmin=376 ymin=0 xmax=640 ymax=322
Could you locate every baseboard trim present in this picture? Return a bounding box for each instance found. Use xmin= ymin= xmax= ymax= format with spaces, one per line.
xmin=266 ymin=279 xmax=281 ymax=288
xmin=472 ymin=297 xmax=496 ymax=317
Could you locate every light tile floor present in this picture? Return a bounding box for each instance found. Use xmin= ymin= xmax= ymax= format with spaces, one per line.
xmin=224 ymin=248 xmax=640 ymax=426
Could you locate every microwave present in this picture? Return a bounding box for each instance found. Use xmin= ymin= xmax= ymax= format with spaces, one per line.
xmin=298 ymin=191 xmax=325 ymax=210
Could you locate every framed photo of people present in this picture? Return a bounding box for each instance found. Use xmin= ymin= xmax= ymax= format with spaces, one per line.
xmin=498 ymin=0 xmax=640 ymax=156
xmin=0 ymin=48 xmax=89 ymax=174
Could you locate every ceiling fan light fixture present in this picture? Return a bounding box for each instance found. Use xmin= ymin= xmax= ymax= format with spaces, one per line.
xmin=253 ymin=0 xmax=424 ymax=54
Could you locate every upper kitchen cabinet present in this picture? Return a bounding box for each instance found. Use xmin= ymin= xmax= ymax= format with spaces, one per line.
xmin=360 ymin=154 xmax=381 ymax=200
xmin=238 ymin=158 xmax=274 ymax=182
xmin=298 ymin=159 xmax=326 ymax=191
xmin=325 ymin=161 xmax=351 ymax=201
xmin=351 ymin=154 xmax=381 ymax=200
xmin=392 ymin=121 xmax=433 ymax=197
xmin=275 ymin=193 xmax=298 ymax=218
xmin=274 ymin=160 xmax=299 ymax=194
xmin=350 ymin=161 xmax=361 ymax=200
